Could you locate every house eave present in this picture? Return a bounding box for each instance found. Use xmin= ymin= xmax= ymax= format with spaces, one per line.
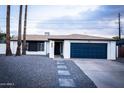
xmin=48 ymin=38 xmax=116 ymax=41
xmin=11 ymin=40 xmax=48 ymax=42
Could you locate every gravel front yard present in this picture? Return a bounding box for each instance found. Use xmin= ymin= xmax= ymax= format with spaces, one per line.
xmin=0 ymin=55 xmax=96 ymax=88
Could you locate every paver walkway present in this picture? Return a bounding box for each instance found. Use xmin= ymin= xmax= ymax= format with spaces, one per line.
xmin=57 ymin=61 xmax=76 ymax=87
xmin=55 ymin=60 xmax=97 ymax=88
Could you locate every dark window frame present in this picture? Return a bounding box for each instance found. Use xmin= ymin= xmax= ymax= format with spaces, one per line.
xmin=27 ymin=41 xmax=45 ymax=52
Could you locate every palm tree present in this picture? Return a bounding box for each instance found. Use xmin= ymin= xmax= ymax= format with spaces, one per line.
xmin=16 ymin=5 xmax=23 ymax=56
xmin=6 ymin=5 xmax=12 ymax=56
xmin=22 ymin=5 xmax=28 ymax=55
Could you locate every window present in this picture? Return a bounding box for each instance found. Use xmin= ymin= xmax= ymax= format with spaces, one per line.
xmin=37 ymin=42 xmax=44 ymax=51
xmin=40 ymin=43 xmax=44 ymax=51
xmin=27 ymin=41 xmax=44 ymax=51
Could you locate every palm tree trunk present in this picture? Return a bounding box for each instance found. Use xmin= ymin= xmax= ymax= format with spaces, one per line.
xmin=16 ymin=5 xmax=23 ymax=56
xmin=6 ymin=5 xmax=12 ymax=56
xmin=22 ymin=5 xmax=28 ymax=55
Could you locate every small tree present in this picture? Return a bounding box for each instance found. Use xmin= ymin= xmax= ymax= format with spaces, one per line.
xmin=6 ymin=5 xmax=12 ymax=56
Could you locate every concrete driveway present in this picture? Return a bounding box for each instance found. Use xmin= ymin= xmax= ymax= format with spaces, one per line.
xmin=72 ymin=59 xmax=124 ymax=88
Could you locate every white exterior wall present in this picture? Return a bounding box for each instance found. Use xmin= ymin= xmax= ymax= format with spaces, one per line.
xmin=116 ymin=46 xmax=118 ymax=58
xmin=63 ymin=40 xmax=116 ymax=60
xmin=12 ymin=41 xmax=47 ymax=55
xmin=11 ymin=41 xmax=18 ymax=54
xmin=0 ymin=40 xmax=116 ymax=60
xmin=49 ymin=40 xmax=54 ymax=58
xmin=0 ymin=44 xmax=6 ymax=54
xmin=63 ymin=40 xmax=70 ymax=58
xmin=46 ymin=41 xmax=50 ymax=54
xmin=111 ymin=41 xmax=116 ymax=60
xmin=26 ymin=51 xmax=46 ymax=55
xmin=0 ymin=41 xmax=48 ymax=55
xmin=0 ymin=41 xmax=17 ymax=54
xmin=107 ymin=41 xmax=116 ymax=60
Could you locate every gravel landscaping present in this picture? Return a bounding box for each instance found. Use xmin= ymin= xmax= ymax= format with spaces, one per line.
xmin=0 ymin=55 xmax=96 ymax=88
xmin=116 ymin=58 xmax=124 ymax=63
xmin=0 ymin=56 xmax=58 ymax=88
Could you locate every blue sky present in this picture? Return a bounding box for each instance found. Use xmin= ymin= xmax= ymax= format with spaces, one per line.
xmin=0 ymin=5 xmax=124 ymax=37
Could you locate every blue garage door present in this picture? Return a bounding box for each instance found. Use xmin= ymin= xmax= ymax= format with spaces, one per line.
xmin=71 ymin=43 xmax=107 ymax=59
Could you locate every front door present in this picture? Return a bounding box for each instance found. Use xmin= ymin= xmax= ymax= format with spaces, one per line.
xmin=54 ymin=42 xmax=63 ymax=55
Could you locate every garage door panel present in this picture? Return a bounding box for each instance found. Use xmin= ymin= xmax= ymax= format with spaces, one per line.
xmin=71 ymin=43 xmax=107 ymax=59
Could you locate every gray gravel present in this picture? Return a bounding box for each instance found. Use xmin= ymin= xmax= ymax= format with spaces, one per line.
xmin=0 ymin=56 xmax=96 ymax=88
xmin=0 ymin=55 xmax=58 ymax=88
xmin=116 ymin=58 xmax=124 ymax=63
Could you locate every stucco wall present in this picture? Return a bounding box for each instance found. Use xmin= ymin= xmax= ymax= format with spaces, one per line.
xmin=107 ymin=41 xmax=116 ymax=60
xmin=11 ymin=41 xmax=18 ymax=54
xmin=49 ymin=40 xmax=54 ymax=58
xmin=63 ymin=40 xmax=70 ymax=58
xmin=46 ymin=41 xmax=50 ymax=54
xmin=0 ymin=41 xmax=17 ymax=54
xmin=0 ymin=44 xmax=6 ymax=54
xmin=116 ymin=46 xmax=118 ymax=58
xmin=1 ymin=40 xmax=116 ymax=60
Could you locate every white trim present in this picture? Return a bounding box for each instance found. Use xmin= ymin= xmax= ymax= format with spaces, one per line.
xmin=26 ymin=51 xmax=46 ymax=55
xmin=0 ymin=44 xmax=6 ymax=54
xmin=116 ymin=46 xmax=118 ymax=58
xmin=63 ymin=40 xmax=70 ymax=58
xmin=69 ymin=40 xmax=109 ymax=43
xmin=49 ymin=40 xmax=54 ymax=58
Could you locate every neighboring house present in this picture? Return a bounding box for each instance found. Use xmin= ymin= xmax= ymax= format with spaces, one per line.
xmin=0 ymin=34 xmax=116 ymax=60
xmin=116 ymin=39 xmax=124 ymax=58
